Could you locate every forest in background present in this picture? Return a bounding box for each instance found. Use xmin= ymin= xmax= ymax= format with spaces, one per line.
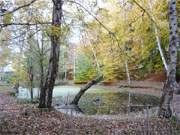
xmin=0 ymin=0 xmax=179 ymax=85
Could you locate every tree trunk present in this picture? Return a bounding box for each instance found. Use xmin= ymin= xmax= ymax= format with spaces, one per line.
xmin=158 ymin=0 xmax=179 ymax=118
xmin=91 ymin=46 xmax=100 ymax=73
xmin=14 ymin=82 xmax=19 ymax=94
xmin=30 ymin=84 xmax=33 ymax=101
xmin=73 ymin=51 xmax=76 ymax=81
xmin=38 ymin=33 xmax=46 ymax=107
xmin=154 ymin=28 xmax=169 ymax=74
xmin=122 ymin=0 xmax=131 ymax=85
xmin=70 ymin=75 xmax=103 ymax=105
xmin=28 ymin=65 xmax=34 ymax=102
xmin=148 ymin=0 xmax=169 ymax=74
xmin=35 ymin=24 xmax=45 ymax=99
xmin=39 ymin=45 xmax=44 ymax=98
xmin=39 ymin=0 xmax=63 ymax=108
xmin=27 ymin=59 xmax=34 ymax=102
xmin=39 ymin=85 xmax=46 ymax=107
xmin=125 ymin=59 xmax=131 ymax=85
xmin=37 ymin=33 xmax=45 ymax=99
xmin=64 ymin=63 xmax=67 ymax=81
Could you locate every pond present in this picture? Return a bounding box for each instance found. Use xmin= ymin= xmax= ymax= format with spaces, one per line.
xmin=17 ymin=85 xmax=126 ymax=99
xmin=78 ymin=92 xmax=159 ymax=115
xmin=17 ymin=86 xmax=80 ymax=99
xmin=17 ymin=85 xmax=160 ymax=115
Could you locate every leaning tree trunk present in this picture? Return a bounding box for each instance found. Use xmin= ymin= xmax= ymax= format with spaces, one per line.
xmin=39 ymin=0 xmax=63 ymax=108
xmin=71 ymin=41 xmax=103 ymax=105
xmin=158 ymin=0 xmax=179 ymax=118
xmin=70 ymin=75 xmax=103 ymax=105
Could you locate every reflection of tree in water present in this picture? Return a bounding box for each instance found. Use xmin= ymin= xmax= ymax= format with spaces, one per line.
xmin=78 ymin=92 xmax=159 ymax=115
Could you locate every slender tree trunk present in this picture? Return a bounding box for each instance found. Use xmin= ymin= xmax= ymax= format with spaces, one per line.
xmin=28 ymin=65 xmax=34 ymax=102
xmin=38 ymin=33 xmax=46 ymax=107
xmin=39 ymin=0 xmax=63 ymax=108
xmin=70 ymin=75 xmax=103 ymax=105
xmin=36 ymin=25 xmax=45 ymax=99
xmin=30 ymin=77 xmax=33 ymax=102
xmin=91 ymin=46 xmax=100 ymax=73
xmin=39 ymin=33 xmax=45 ymax=97
xmin=154 ymin=28 xmax=169 ymax=74
xmin=64 ymin=63 xmax=67 ymax=81
xmin=125 ymin=59 xmax=131 ymax=85
xmin=148 ymin=0 xmax=169 ymax=74
xmin=122 ymin=0 xmax=131 ymax=85
xmin=14 ymin=82 xmax=19 ymax=95
xmin=73 ymin=51 xmax=76 ymax=81
xmin=37 ymin=30 xmax=45 ymax=107
xmin=158 ymin=0 xmax=179 ymax=118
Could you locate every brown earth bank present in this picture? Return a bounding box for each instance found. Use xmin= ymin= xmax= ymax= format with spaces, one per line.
xmin=0 ymin=94 xmax=179 ymax=135
xmin=145 ymin=72 xmax=166 ymax=82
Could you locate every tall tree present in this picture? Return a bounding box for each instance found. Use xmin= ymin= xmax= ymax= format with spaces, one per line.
xmin=158 ymin=0 xmax=179 ymax=118
xmin=39 ymin=0 xmax=63 ymax=108
xmin=27 ymin=56 xmax=34 ymax=102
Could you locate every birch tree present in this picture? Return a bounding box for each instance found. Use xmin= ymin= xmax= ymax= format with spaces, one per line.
xmin=158 ymin=0 xmax=179 ymax=118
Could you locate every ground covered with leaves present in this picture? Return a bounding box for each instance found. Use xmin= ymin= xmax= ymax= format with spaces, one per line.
xmin=0 ymin=94 xmax=179 ymax=135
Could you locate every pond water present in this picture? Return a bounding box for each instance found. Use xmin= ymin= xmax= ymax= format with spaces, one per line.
xmin=17 ymin=85 xmax=160 ymax=115
xmin=78 ymin=92 xmax=159 ymax=115
xmin=17 ymin=86 xmax=80 ymax=99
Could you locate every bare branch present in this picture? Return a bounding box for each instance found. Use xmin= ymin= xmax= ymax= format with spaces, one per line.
xmin=0 ymin=22 xmax=51 ymax=28
xmin=0 ymin=0 xmax=38 ymax=16
xmin=131 ymin=0 xmax=159 ymax=28
xmin=67 ymin=0 xmax=126 ymax=56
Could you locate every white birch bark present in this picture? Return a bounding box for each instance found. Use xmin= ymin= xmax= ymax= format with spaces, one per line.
xmin=159 ymin=0 xmax=179 ymax=118
xmin=148 ymin=0 xmax=169 ymax=74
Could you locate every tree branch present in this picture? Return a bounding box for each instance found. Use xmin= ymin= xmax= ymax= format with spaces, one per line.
xmin=0 ymin=0 xmax=38 ymax=16
xmin=131 ymin=0 xmax=159 ymax=28
xmin=67 ymin=0 xmax=126 ymax=56
xmin=0 ymin=22 xmax=51 ymax=27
